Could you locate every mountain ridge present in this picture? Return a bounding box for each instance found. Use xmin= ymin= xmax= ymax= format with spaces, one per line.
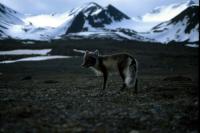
xmin=143 ymin=5 xmax=199 ymax=44
xmin=0 ymin=2 xmax=199 ymax=47
xmin=141 ymin=0 xmax=197 ymax=22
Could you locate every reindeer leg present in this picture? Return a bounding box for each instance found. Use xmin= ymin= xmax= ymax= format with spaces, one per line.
xmin=118 ymin=65 xmax=126 ymax=91
xmin=134 ymin=78 xmax=138 ymax=94
xmin=102 ymin=70 xmax=108 ymax=90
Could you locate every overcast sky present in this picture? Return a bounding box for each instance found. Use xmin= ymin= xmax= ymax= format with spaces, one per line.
xmin=0 ymin=0 xmax=198 ymax=17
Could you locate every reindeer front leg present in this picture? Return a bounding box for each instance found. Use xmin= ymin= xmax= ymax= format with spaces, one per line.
xmin=100 ymin=65 xmax=108 ymax=90
xmin=102 ymin=71 xmax=108 ymax=90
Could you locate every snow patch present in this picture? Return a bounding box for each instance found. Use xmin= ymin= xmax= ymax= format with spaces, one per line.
xmin=0 ymin=56 xmax=72 ymax=64
xmin=22 ymin=41 xmax=35 ymax=44
xmin=115 ymin=32 xmax=132 ymax=40
xmin=185 ymin=44 xmax=199 ymax=48
xmin=106 ymin=19 xmax=160 ymax=32
xmin=91 ymin=8 xmax=103 ymax=15
xmin=24 ymin=12 xmax=70 ymax=28
xmin=0 ymin=49 xmax=51 ymax=55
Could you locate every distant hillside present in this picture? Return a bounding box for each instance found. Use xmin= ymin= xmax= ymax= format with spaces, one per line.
xmin=0 ymin=2 xmax=199 ymax=47
xmin=142 ymin=5 xmax=199 ymax=44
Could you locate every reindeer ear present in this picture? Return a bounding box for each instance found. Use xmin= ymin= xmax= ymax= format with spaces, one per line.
xmin=94 ymin=50 xmax=99 ymax=56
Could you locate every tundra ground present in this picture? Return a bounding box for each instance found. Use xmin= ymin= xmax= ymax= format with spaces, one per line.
xmin=0 ymin=40 xmax=198 ymax=133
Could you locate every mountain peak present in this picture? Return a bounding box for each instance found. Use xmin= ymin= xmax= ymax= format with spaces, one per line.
xmin=65 ymin=2 xmax=130 ymax=33
xmin=69 ymin=2 xmax=103 ymax=16
xmin=84 ymin=2 xmax=101 ymax=8
xmin=141 ymin=0 xmax=197 ymax=22
xmin=106 ymin=4 xmax=114 ymax=8
xmin=187 ymin=0 xmax=196 ymax=5
xmin=170 ymin=5 xmax=199 ymax=25
xmin=106 ymin=4 xmax=130 ymax=20
xmin=149 ymin=5 xmax=199 ymax=43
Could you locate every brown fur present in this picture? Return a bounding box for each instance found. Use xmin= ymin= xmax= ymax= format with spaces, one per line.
xmin=81 ymin=50 xmax=138 ymax=92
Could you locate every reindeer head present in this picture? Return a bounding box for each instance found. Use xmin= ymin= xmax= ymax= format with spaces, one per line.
xmin=81 ymin=50 xmax=99 ymax=68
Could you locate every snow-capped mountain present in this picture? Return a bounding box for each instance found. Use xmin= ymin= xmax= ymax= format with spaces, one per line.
xmin=141 ymin=0 xmax=197 ymax=22
xmin=0 ymin=3 xmax=75 ymax=40
xmin=130 ymin=0 xmax=198 ymax=32
xmin=0 ymin=1 xmax=199 ymax=46
xmin=65 ymin=2 xmax=130 ymax=33
xmin=142 ymin=5 xmax=199 ymax=43
xmin=0 ymin=3 xmax=25 ymax=38
xmin=0 ymin=2 xmax=150 ymax=41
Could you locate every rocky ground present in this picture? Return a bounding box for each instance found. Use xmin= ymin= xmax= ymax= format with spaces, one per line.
xmin=0 ymin=40 xmax=198 ymax=133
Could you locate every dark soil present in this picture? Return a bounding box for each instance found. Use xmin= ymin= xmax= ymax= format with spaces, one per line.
xmin=0 ymin=39 xmax=198 ymax=133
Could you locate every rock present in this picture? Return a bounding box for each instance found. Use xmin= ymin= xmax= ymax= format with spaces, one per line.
xmin=93 ymin=123 xmax=106 ymax=133
xmin=129 ymin=129 xmax=139 ymax=133
xmin=44 ymin=80 xmax=59 ymax=84
xmin=22 ymin=76 xmax=32 ymax=80
xmin=163 ymin=75 xmax=192 ymax=81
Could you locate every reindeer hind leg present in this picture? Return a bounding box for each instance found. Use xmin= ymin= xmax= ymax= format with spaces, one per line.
xmin=118 ymin=65 xmax=127 ymax=91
